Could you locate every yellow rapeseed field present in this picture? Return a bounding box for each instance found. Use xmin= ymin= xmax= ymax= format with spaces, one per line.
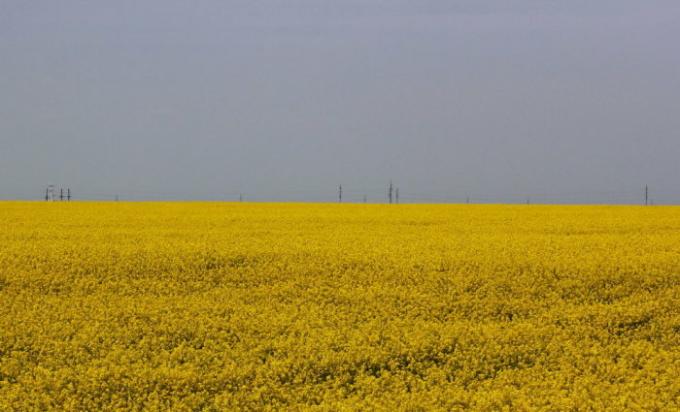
xmin=1 ymin=201 xmax=679 ymax=411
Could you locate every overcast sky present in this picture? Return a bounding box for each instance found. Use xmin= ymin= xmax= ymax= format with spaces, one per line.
xmin=1 ymin=0 xmax=679 ymax=203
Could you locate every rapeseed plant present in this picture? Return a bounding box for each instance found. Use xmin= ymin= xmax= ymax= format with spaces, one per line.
xmin=0 ymin=202 xmax=678 ymax=410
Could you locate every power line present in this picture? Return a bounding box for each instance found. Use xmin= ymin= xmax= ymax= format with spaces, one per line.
xmin=21 ymin=183 xmax=673 ymax=205
xmin=645 ymin=185 xmax=649 ymax=206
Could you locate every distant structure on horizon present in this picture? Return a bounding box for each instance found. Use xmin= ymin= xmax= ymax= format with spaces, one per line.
xmin=37 ymin=183 xmax=659 ymax=205
xmin=44 ymin=185 xmax=71 ymax=201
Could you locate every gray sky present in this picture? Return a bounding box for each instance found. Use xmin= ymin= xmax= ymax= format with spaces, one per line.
xmin=1 ymin=0 xmax=679 ymax=203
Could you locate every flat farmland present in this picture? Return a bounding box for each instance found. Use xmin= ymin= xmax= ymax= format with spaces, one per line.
xmin=1 ymin=202 xmax=679 ymax=410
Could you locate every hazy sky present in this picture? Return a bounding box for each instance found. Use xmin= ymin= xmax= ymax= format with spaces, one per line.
xmin=1 ymin=0 xmax=679 ymax=203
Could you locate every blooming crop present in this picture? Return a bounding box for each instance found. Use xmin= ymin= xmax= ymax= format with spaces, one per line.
xmin=1 ymin=202 xmax=679 ymax=410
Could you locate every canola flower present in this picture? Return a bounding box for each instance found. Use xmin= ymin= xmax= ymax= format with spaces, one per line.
xmin=0 ymin=201 xmax=679 ymax=411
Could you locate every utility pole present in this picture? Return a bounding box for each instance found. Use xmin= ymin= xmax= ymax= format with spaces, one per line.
xmin=239 ymin=193 xmax=243 ymax=202
xmin=67 ymin=188 xmax=71 ymax=201
xmin=363 ymin=194 xmax=367 ymax=203
xmin=645 ymin=185 xmax=649 ymax=206
xmin=388 ymin=181 xmax=393 ymax=204
xmin=45 ymin=187 xmax=49 ymax=201
xmin=466 ymin=196 xmax=470 ymax=204
xmin=338 ymin=185 xmax=343 ymax=203
xmin=59 ymin=188 xmax=64 ymax=201
xmin=396 ymin=188 xmax=399 ymax=204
